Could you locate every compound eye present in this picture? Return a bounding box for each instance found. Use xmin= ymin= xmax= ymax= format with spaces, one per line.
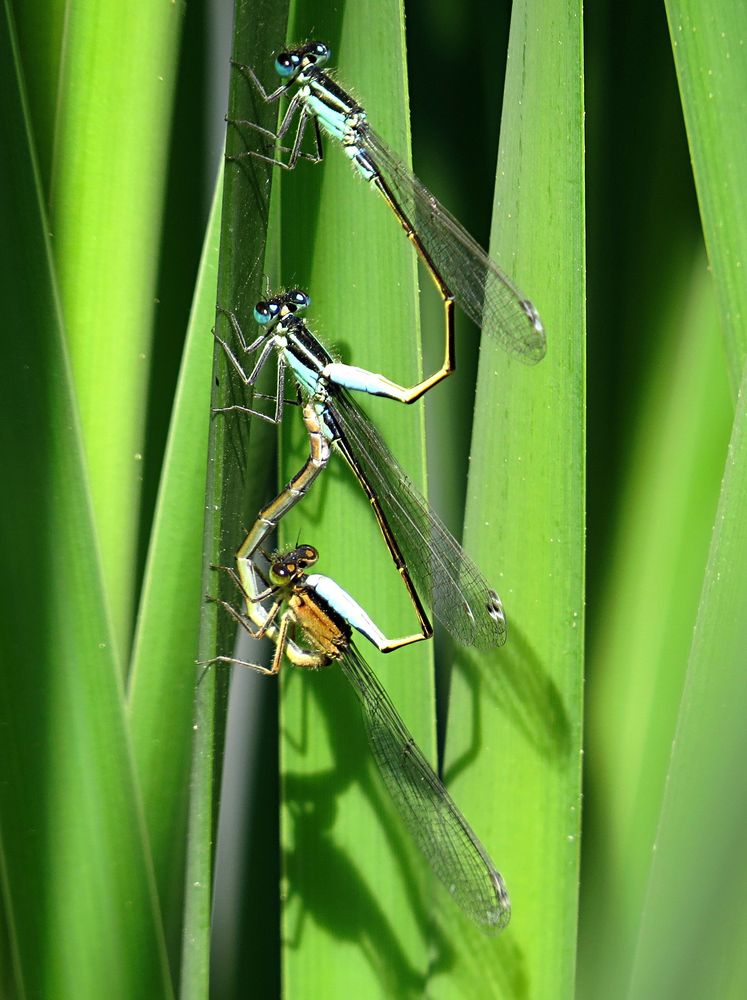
xmin=302 ymin=546 xmax=317 ymax=561
xmin=289 ymin=289 xmax=309 ymax=307
xmin=313 ymin=42 xmax=330 ymax=64
xmin=275 ymin=52 xmax=295 ymax=77
xmin=253 ymin=301 xmax=271 ymax=324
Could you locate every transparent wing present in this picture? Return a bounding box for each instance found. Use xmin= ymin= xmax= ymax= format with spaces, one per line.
xmin=333 ymin=390 xmax=507 ymax=648
xmin=338 ymin=643 xmax=510 ymax=931
xmin=363 ymin=126 xmax=546 ymax=363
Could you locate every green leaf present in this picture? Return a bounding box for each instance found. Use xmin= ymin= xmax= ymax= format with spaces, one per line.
xmin=628 ymin=358 xmax=747 ymax=996
xmin=618 ymin=1 xmax=747 ymax=992
xmin=433 ymin=0 xmax=585 ymax=995
xmin=11 ymin=0 xmax=66 ymax=190
xmin=578 ymin=252 xmax=730 ymax=995
xmin=180 ymin=2 xmax=291 ymax=996
xmin=665 ymin=0 xmax=747 ymax=389
xmin=127 ymin=168 xmax=223 ymax=979
xmin=49 ymin=0 xmax=185 ymax=658
xmin=0 ymin=7 xmax=171 ymax=997
xmin=275 ymin=2 xmax=436 ymax=994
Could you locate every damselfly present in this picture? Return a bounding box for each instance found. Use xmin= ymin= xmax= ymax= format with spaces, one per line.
xmin=229 ymin=41 xmax=546 ymax=397
xmin=215 ymin=289 xmax=507 ymax=649
xmin=206 ymin=543 xmax=511 ymax=932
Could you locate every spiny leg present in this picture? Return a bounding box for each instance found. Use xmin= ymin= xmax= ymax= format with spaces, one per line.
xmin=226 ymin=101 xmax=316 ymax=172
xmin=213 ymin=308 xmax=275 ymax=385
xmin=210 ymin=562 xmax=276 ymax=607
xmin=229 ymin=59 xmax=290 ymax=104
xmin=199 ymin=608 xmax=291 ymax=679
xmin=198 ymin=597 xmax=285 ymax=680
xmin=206 ymin=592 xmax=282 ymax=641
xmin=209 ymin=568 xmax=320 ymax=665
xmin=211 ymin=312 xmax=285 ymax=424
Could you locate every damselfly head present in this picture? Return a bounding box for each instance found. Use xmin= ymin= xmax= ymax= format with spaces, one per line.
xmin=294 ymin=544 xmax=319 ymax=569
xmin=269 ymin=544 xmax=319 ymax=584
xmin=255 ymin=289 xmax=310 ymax=326
xmin=253 ymin=299 xmax=282 ymax=326
xmin=275 ymin=41 xmax=330 ymax=79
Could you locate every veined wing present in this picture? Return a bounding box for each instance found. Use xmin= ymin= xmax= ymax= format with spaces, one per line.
xmin=339 ymin=642 xmax=510 ymax=931
xmin=363 ymin=125 xmax=546 ymax=363
xmin=332 ymin=389 xmax=507 ymax=648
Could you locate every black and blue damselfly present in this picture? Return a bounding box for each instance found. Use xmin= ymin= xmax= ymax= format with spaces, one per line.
xmin=229 ymin=41 xmax=546 ymax=397
xmin=214 ymin=289 xmax=507 ymax=650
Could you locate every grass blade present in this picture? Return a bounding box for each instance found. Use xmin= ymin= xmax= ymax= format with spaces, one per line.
xmin=49 ymin=0 xmax=185 ymax=657
xmin=275 ymin=0 xmax=437 ymax=992
xmin=11 ymin=0 xmax=66 ymax=189
xmin=665 ymin=0 xmax=747 ymax=389
xmin=578 ymin=252 xmax=730 ymax=996
xmin=432 ymin=0 xmax=585 ymax=994
xmin=127 ymin=169 xmax=223 ymax=979
xmin=180 ymin=2 xmax=290 ymax=995
xmin=619 ymin=1 xmax=747 ymax=991
xmin=628 ymin=359 xmax=747 ymax=996
xmin=0 ymin=7 xmax=172 ymax=997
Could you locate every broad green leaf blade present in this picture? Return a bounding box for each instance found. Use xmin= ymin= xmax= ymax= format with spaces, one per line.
xmin=620 ymin=7 xmax=747 ymax=991
xmin=432 ymin=0 xmax=585 ymax=995
xmin=665 ymin=0 xmax=747 ymax=389
xmin=127 ymin=169 xmax=223 ymax=979
xmin=0 ymin=8 xmax=171 ymax=998
xmin=579 ymin=253 xmax=731 ymax=996
xmin=11 ymin=0 xmax=65 ymax=190
xmin=629 ymin=359 xmax=747 ymax=997
xmin=180 ymin=2 xmax=290 ymax=996
xmin=49 ymin=0 xmax=185 ymax=658
xmin=277 ymin=0 xmax=436 ymax=993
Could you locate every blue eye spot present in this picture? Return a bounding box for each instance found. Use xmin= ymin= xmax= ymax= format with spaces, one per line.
xmin=253 ymin=302 xmax=271 ymax=324
xmin=275 ymin=54 xmax=294 ymax=77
